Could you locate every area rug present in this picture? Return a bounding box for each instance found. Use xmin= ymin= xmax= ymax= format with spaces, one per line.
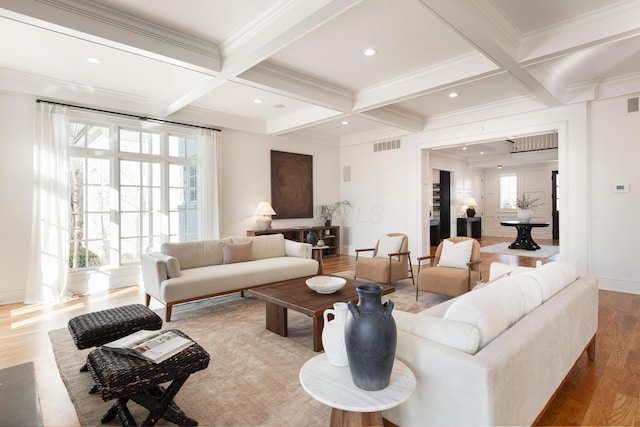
xmin=49 ymin=277 xmax=447 ymax=426
xmin=481 ymin=242 xmax=559 ymax=258
xmin=0 ymin=362 xmax=43 ymax=427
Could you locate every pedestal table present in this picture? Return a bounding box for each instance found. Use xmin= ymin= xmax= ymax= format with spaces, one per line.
xmin=299 ymin=353 xmax=415 ymax=427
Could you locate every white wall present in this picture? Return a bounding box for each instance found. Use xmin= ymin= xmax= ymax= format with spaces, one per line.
xmin=220 ymin=130 xmax=341 ymax=237
xmin=0 ymin=92 xmax=34 ymax=303
xmin=589 ymin=94 xmax=640 ymax=292
xmin=0 ymin=91 xmax=341 ymax=303
xmin=340 ymin=141 xmax=410 ymax=253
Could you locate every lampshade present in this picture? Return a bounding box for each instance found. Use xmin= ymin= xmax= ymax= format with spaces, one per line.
xmin=254 ymin=202 xmax=276 ymax=230
xmin=465 ymin=198 xmax=477 ymax=207
xmin=254 ymin=202 xmax=276 ymax=216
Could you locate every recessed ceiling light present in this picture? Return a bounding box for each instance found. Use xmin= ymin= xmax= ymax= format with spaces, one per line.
xmin=274 ymin=104 xmax=286 ymax=109
xmin=449 ymin=92 xmax=458 ymax=98
xmin=480 ymin=151 xmax=485 ymax=155
xmin=497 ymin=164 xmax=503 ymax=169
xmin=363 ymin=48 xmax=378 ymax=56
xmin=253 ymin=99 xmax=263 ymax=104
xmin=462 ymin=146 xmax=467 ymax=150
xmin=341 ymin=121 xmax=349 ymax=125
xmin=87 ymin=57 xmax=102 ymax=64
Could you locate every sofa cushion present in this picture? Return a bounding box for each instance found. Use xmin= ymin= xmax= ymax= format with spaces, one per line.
xmin=376 ymin=235 xmax=404 ymax=259
xmin=394 ymin=310 xmax=480 ymax=355
xmin=150 ymin=252 xmax=181 ymax=278
xmin=443 ymin=274 xmax=542 ymax=349
xmin=223 ymin=241 xmax=253 ymax=264
xmin=161 ymin=238 xmax=231 ymax=269
xmin=528 ymin=261 xmax=579 ymax=301
xmin=232 ymin=234 xmax=285 ymax=260
xmin=437 ymin=239 xmax=473 ymax=269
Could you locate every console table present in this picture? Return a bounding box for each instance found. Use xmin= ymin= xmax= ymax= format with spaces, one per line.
xmin=500 ymin=221 xmax=550 ymax=251
xmin=457 ymin=217 xmax=481 ymax=238
xmin=247 ymin=226 xmax=340 ymax=256
xmin=299 ymin=354 xmax=415 ymax=427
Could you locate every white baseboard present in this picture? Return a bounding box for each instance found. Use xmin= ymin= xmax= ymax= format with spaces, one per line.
xmin=598 ymin=276 xmax=640 ymax=294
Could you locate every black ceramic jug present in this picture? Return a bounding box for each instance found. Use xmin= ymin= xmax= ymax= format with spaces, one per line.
xmin=345 ymin=284 xmax=397 ymax=391
xmin=305 ymin=230 xmax=318 ymax=246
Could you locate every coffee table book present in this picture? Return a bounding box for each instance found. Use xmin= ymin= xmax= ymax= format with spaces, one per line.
xmin=102 ymin=330 xmax=194 ymax=364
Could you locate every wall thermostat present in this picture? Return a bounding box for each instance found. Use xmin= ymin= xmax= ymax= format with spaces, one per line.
xmin=613 ymin=184 xmax=630 ymax=192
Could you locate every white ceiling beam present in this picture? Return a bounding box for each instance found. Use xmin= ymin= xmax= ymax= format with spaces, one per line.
xmin=158 ymin=0 xmax=362 ymax=117
xmin=417 ymin=0 xmax=564 ymax=107
xmin=353 ymin=52 xmax=499 ymax=111
xmin=266 ymin=106 xmax=345 ymax=136
xmin=218 ymin=0 xmax=362 ymax=77
xmin=235 ymin=63 xmax=353 ymax=113
xmin=519 ymin=0 xmax=640 ymax=65
xmin=357 ymin=106 xmax=424 ymax=133
xmin=0 ymin=0 xmax=221 ymax=74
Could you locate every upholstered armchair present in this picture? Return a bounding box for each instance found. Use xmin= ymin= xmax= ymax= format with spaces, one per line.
xmin=354 ymin=233 xmax=414 ymax=285
xmin=416 ymin=236 xmax=482 ymax=300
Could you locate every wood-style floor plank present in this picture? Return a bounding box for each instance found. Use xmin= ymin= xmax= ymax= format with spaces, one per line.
xmin=1 ymin=236 xmax=638 ymax=426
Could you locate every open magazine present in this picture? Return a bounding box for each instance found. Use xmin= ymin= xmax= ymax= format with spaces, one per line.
xmin=102 ymin=330 xmax=194 ymax=364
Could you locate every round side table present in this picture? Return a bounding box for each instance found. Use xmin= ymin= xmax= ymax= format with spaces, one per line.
xmin=299 ymin=353 xmax=415 ymax=427
xmin=311 ymin=245 xmax=330 ymax=274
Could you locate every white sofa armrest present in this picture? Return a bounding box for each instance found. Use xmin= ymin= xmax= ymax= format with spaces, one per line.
xmin=285 ymin=239 xmax=312 ymax=258
xmin=140 ymin=254 xmax=167 ymax=302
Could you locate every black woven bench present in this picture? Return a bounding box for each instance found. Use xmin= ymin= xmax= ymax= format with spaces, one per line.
xmin=86 ymin=329 xmax=210 ymax=427
xmin=68 ymin=304 xmax=163 ymax=351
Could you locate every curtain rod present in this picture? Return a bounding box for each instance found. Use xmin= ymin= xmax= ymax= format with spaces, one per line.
xmin=35 ymin=99 xmax=221 ymax=132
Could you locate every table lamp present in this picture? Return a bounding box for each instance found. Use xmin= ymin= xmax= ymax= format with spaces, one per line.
xmin=254 ymin=201 xmax=276 ymax=230
xmin=465 ymin=198 xmax=477 ymax=217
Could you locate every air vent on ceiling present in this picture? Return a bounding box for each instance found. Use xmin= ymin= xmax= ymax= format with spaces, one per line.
xmin=373 ymin=139 xmax=401 ymax=152
xmin=508 ymin=133 xmax=558 ymax=153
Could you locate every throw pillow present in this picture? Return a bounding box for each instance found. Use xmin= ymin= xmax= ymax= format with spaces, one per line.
xmin=488 ymin=262 xmax=533 ymax=282
xmin=376 ymin=235 xmax=404 ymax=259
xmin=222 ymin=241 xmax=253 ymax=264
xmin=437 ymin=239 xmax=473 ymax=269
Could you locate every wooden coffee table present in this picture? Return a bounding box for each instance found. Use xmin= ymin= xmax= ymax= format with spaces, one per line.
xmin=248 ymin=276 xmax=395 ymax=352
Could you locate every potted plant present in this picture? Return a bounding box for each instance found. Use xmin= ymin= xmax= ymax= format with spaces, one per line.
xmin=318 ymin=200 xmax=351 ymax=226
xmin=515 ymin=194 xmax=542 ymax=223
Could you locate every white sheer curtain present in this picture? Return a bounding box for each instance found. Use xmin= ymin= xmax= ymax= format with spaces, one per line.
xmin=25 ymin=103 xmax=72 ymax=303
xmin=197 ymin=129 xmax=222 ymax=240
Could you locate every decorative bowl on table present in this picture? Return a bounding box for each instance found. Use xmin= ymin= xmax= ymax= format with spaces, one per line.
xmin=306 ymin=276 xmax=346 ymax=294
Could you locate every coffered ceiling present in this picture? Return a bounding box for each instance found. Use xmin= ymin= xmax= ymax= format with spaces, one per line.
xmin=0 ymin=0 xmax=638 ymax=144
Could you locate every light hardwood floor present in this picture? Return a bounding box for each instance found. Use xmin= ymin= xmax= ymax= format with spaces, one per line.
xmin=0 ymin=237 xmax=635 ymax=426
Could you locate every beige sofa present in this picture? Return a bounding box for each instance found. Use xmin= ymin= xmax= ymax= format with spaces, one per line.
xmin=141 ymin=234 xmax=318 ymax=321
xmin=384 ymin=261 xmax=598 ymax=426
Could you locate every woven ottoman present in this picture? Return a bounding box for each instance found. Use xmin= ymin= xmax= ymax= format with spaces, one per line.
xmin=86 ymin=329 xmax=210 ymax=426
xmin=68 ymin=304 xmax=163 ymax=350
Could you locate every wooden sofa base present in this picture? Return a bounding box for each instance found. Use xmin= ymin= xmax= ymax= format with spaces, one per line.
xmin=145 ymin=279 xmax=307 ymax=322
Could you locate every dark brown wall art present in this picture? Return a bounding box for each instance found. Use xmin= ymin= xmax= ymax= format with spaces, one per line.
xmin=270 ymin=150 xmax=313 ymax=219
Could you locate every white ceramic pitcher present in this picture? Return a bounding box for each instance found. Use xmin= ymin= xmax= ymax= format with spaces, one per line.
xmin=322 ymin=302 xmax=349 ymax=366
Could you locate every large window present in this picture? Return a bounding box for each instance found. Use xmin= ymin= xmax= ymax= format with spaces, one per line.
xmin=68 ymin=119 xmax=198 ymax=270
xmin=500 ymin=175 xmax=517 ymax=209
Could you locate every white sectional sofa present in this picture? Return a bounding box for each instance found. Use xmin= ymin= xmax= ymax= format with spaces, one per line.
xmin=384 ymin=261 xmax=598 ymax=426
xmin=141 ymin=234 xmax=318 ymax=321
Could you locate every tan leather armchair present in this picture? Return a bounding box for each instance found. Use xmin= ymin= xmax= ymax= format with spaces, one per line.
xmin=354 ymin=233 xmax=415 ymax=285
xmin=416 ymin=236 xmax=482 ymax=300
